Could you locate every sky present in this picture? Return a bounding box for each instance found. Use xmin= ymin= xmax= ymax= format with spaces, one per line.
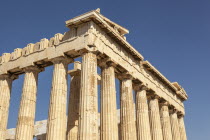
xmin=0 ymin=0 xmax=209 ymax=139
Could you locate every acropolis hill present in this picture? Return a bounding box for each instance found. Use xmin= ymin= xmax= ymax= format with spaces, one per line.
xmin=0 ymin=9 xmax=188 ymax=140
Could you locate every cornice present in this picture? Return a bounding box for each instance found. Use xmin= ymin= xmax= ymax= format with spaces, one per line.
xmin=142 ymin=61 xmax=188 ymax=101
xmin=142 ymin=61 xmax=177 ymax=91
xmin=172 ymin=82 xmax=188 ymax=101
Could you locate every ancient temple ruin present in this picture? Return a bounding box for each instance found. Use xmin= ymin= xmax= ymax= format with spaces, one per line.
xmin=0 ymin=9 xmax=188 ymax=140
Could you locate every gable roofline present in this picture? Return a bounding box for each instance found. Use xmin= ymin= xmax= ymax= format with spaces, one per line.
xmin=65 ymin=9 xmax=144 ymax=61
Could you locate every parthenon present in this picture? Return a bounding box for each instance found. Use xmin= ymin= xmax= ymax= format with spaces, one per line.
xmin=0 ymin=9 xmax=188 ymax=140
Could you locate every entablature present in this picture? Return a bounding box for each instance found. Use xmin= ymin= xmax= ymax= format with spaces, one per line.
xmin=89 ymin=21 xmax=185 ymax=113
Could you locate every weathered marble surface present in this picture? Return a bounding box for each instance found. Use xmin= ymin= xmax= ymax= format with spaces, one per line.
xmin=1 ymin=9 xmax=188 ymax=140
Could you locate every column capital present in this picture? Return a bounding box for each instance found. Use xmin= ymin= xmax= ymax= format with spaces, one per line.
xmin=159 ymin=99 xmax=169 ymax=107
xmin=98 ymin=57 xmax=116 ymax=68
xmin=148 ymin=94 xmax=160 ymax=100
xmin=169 ymin=106 xmax=178 ymax=114
xmin=177 ymin=112 xmax=185 ymax=118
xmin=81 ymin=50 xmax=99 ymax=56
xmin=51 ymin=56 xmax=74 ymax=64
xmin=133 ymin=84 xmax=148 ymax=92
xmin=23 ymin=66 xmax=44 ymax=73
xmin=117 ymin=72 xmax=133 ymax=80
xmin=0 ymin=74 xmax=18 ymax=80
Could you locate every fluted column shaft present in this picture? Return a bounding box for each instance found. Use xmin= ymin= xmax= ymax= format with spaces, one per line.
xmin=100 ymin=64 xmax=118 ymax=140
xmin=0 ymin=75 xmax=14 ymax=140
xmin=136 ymin=87 xmax=151 ymax=140
xmin=15 ymin=67 xmax=41 ymax=140
xmin=148 ymin=96 xmax=163 ymax=140
xmin=170 ymin=110 xmax=181 ymax=140
xmin=178 ymin=115 xmax=187 ymax=140
xmin=160 ymin=102 xmax=173 ymax=140
xmin=78 ymin=52 xmax=98 ymax=140
xmin=46 ymin=57 xmax=69 ymax=140
xmin=120 ymin=78 xmax=137 ymax=140
xmin=67 ymin=62 xmax=81 ymax=140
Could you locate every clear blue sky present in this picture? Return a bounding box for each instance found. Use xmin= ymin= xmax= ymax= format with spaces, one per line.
xmin=0 ymin=0 xmax=209 ymax=139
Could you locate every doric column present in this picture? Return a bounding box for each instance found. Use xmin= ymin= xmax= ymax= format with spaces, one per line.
xmin=178 ymin=114 xmax=187 ymax=140
xmin=46 ymin=57 xmax=71 ymax=140
xmin=0 ymin=74 xmax=16 ymax=140
xmin=78 ymin=52 xmax=98 ymax=140
xmin=135 ymin=86 xmax=151 ymax=140
xmin=148 ymin=95 xmax=163 ymax=140
xmin=160 ymin=101 xmax=173 ymax=140
xmin=67 ymin=62 xmax=81 ymax=140
xmin=170 ymin=108 xmax=181 ymax=140
xmin=120 ymin=75 xmax=137 ymax=140
xmin=100 ymin=62 xmax=118 ymax=140
xmin=15 ymin=66 xmax=42 ymax=140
